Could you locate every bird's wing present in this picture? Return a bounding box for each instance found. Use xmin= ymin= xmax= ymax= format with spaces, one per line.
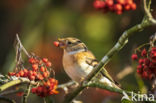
xmin=75 ymin=51 xmax=119 ymax=85
xmin=84 ymin=51 xmax=118 ymax=85
xmin=100 ymin=68 xmax=119 ymax=85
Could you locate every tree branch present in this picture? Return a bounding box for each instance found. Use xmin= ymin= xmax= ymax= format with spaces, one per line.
xmin=63 ymin=1 xmax=156 ymax=103
xmin=0 ymin=78 xmax=36 ymax=93
xmin=85 ymin=82 xmax=156 ymax=103
xmin=58 ymin=81 xmax=76 ymax=89
xmin=22 ymin=84 xmax=31 ymax=103
xmin=16 ymin=34 xmax=30 ymax=58
xmin=143 ymin=0 xmax=156 ymax=23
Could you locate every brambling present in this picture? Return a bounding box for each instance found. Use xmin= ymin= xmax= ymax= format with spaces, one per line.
xmin=54 ymin=37 xmax=119 ymax=88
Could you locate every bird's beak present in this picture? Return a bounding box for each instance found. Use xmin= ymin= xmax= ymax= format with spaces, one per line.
xmin=53 ymin=38 xmax=66 ymax=49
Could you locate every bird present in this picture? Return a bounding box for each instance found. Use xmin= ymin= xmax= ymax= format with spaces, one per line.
xmin=53 ymin=37 xmax=120 ymax=88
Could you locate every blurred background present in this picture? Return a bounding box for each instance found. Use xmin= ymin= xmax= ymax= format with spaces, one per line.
xmin=0 ymin=0 xmax=156 ymax=103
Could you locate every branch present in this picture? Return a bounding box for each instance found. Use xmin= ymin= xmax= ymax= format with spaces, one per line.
xmin=43 ymin=98 xmax=46 ymax=103
xmin=85 ymin=82 xmax=156 ymax=103
xmin=58 ymin=81 xmax=76 ymax=89
xmin=22 ymin=84 xmax=31 ymax=103
xmin=116 ymin=66 xmax=134 ymax=80
xmin=57 ymin=81 xmax=77 ymax=94
xmin=0 ymin=78 xmax=36 ymax=93
xmin=143 ymin=0 xmax=156 ymax=23
xmin=63 ymin=1 xmax=156 ymax=103
xmin=16 ymin=34 xmax=30 ymax=58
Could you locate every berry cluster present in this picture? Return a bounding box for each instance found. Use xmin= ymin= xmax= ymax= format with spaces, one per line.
xmin=132 ymin=47 xmax=156 ymax=80
xmin=8 ymin=57 xmax=52 ymax=81
xmin=93 ymin=0 xmax=137 ymax=14
xmin=8 ymin=56 xmax=58 ymax=97
xmin=31 ymin=78 xmax=58 ymax=97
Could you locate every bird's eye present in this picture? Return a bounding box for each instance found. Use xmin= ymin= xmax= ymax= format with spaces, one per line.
xmin=67 ymin=41 xmax=72 ymax=45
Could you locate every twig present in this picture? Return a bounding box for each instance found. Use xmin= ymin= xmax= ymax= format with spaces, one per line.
xmin=16 ymin=34 xmax=30 ymax=58
xmin=0 ymin=78 xmax=36 ymax=93
xmin=22 ymin=83 xmax=31 ymax=103
xmin=58 ymin=81 xmax=77 ymax=94
xmin=116 ymin=66 xmax=134 ymax=80
xmin=15 ymin=39 xmax=23 ymax=68
xmin=0 ymin=96 xmax=16 ymax=103
xmin=63 ymin=1 xmax=156 ymax=103
xmin=58 ymin=81 xmax=76 ymax=89
xmin=143 ymin=0 xmax=156 ymax=23
xmin=43 ymin=98 xmax=46 ymax=103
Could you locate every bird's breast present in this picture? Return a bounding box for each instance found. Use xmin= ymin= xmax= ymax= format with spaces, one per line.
xmin=63 ymin=52 xmax=93 ymax=82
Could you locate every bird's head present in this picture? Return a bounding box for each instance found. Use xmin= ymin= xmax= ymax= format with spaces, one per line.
xmin=54 ymin=37 xmax=88 ymax=53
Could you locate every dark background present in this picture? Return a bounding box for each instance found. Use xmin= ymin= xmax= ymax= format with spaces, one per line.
xmin=0 ymin=0 xmax=156 ymax=103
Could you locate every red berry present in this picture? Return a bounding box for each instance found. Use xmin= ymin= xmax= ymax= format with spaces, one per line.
xmin=117 ymin=0 xmax=125 ymax=5
xmin=131 ymin=54 xmax=138 ymax=60
xmin=46 ymin=61 xmax=52 ymax=67
xmin=130 ymin=3 xmax=136 ymax=10
xmin=105 ymin=0 xmax=114 ymax=6
xmin=40 ymin=66 xmax=45 ymax=72
xmin=152 ymin=47 xmax=156 ymax=52
xmin=33 ymin=71 xmax=37 ymax=76
xmin=32 ymin=64 xmax=38 ymax=71
xmin=49 ymin=78 xmax=55 ymax=83
xmin=154 ymin=53 xmax=156 ymax=57
xmin=126 ymin=0 xmax=133 ymax=5
xmin=37 ymin=74 xmax=44 ymax=80
xmin=19 ymin=70 xmax=24 ymax=77
xmin=36 ymin=86 xmax=43 ymax=94
xmin=42 ymin=58 xmax=48 ymax=63
xmin=23 ymin=69 xmax=28 ymax=73
xmin=23 ymin=69 xmax=28 ymax=77
xmin=93 ymin=0 xmax=105 ymax=9
xmin=45 ymin=81 xmax=51 ymax=87
xmin=29 ymin=75 xmax=35 ymax=80
xmin=31 ymin=88 xmax=36 ymax=93
xmin=29 ymin=70 xmax=33 ymax=75
xmin=114 ymin=4 xmax=123 ymax=11
xmin=29 ymin=58 xmax=36 ymax=64
xmin=16 ymin=73 xmax=20 ymax=77
xmin=139 ymin=59 xmax=144 ymax=64
xmin=137 ymin=65 xmax=142 ymax=69
xmin=124 ymin=4 xmax=131 ymax=10
xmin=53 ymin=41 xmax=59 ymax=47
xmin=8 ymin=72 xmax=16 ymax=76
xmin=43 ymin=72 xmax=48 ymax=78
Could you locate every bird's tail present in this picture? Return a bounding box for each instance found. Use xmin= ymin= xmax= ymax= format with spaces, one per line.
xmin=99 ymin=76 xmax=121 ymax=90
